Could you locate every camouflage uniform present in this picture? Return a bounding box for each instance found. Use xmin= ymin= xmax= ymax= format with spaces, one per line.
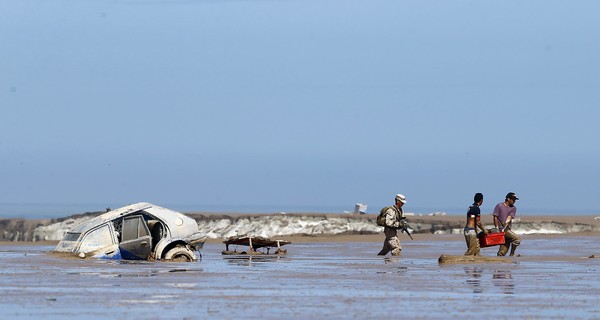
xmin=378 ymin=206 xmax=404 ymax=256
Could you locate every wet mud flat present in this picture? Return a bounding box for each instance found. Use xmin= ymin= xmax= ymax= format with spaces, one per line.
xmin=1 ymin=235 xmax=599 ymax=319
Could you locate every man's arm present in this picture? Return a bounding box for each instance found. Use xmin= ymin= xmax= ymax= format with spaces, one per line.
xmin=493 ymin=215 xmax=500 ymax=229
xmin=476 ymin=216 xmax=488 ymax=234
xmin=504 ymin=215 xmax=513 ymax=230
xmin=471 ymin=206 xmax=487 ymax=234
xmin=399 ymin=217 xmax=414 ymax=240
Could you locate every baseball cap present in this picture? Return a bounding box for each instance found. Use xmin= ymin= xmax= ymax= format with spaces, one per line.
xmin=506 ymin=192 xmax=519 ymax=201
xmin=395 ymin=194 xmax=407 ymax=203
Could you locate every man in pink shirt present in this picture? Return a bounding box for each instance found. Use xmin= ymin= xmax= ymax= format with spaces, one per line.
xmin=493 ymin=192 xmax=521 ymax=256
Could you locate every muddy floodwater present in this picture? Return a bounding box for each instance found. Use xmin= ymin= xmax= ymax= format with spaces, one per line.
xmin=1 ymin=235 xmax=599 ymax=319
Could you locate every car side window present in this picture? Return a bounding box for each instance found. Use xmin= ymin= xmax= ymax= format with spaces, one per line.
xmin=138 ymin=218 xmax=149 ymax=237
xmin=122 ymin=216 xmax=149 ymax=241
xmin=79 ymin=225 xmax=113 ymax=253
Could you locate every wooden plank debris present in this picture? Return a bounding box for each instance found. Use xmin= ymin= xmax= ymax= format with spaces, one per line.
xmin=222 ymin=236 xmax=291 ymax=255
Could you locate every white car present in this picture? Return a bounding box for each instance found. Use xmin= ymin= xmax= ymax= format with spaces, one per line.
xmin=54 ymin=202 xmax=206 ymax=262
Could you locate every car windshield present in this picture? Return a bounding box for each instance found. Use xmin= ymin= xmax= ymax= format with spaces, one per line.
xmin=54 ymin=232 xmax=82 ymax=252
xmin=63 ymin=232 xmax=81 ymax=241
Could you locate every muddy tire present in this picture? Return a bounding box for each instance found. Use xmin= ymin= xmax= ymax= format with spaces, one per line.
xmin=164 ymin=246 xmax=196 ymax=262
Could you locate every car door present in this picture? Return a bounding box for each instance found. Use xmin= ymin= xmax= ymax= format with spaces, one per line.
xmin=119 ymin=215 xmax=152 ymax=260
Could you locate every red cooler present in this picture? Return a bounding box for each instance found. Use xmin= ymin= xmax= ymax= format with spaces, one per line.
xmin=479 ymin=232 xmax=506 ymax=248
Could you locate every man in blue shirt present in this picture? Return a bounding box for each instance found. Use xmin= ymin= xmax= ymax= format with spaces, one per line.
xmin=464 ymin=193 xmax=488 ymax=256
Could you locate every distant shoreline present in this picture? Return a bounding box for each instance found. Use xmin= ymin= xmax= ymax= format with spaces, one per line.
xmin=2 ymin=212 xmax=599 ymax=242
xmin=1 ymin=202 xmax=599 ymax=219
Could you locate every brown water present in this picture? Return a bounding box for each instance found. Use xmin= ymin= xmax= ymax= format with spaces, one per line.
xmin=1 ymin=236 xmax=599 ymax=319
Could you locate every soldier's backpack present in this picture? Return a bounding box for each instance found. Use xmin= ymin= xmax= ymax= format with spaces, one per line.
xmin=376 ymin=206 xmax=393 ymax=227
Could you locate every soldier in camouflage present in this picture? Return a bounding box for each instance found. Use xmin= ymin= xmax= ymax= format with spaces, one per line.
xmin=377 ymin=194 xmax=407 ymax=256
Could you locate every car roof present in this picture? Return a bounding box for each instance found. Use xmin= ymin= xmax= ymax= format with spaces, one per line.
xmin=68 ymin=202 xmax=198 ymax=237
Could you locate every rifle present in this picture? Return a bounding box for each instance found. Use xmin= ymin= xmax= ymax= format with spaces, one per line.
xmin=399 ymin=217 xmax=414 ymax=240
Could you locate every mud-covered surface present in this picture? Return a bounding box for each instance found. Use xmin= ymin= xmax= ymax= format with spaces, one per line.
xmin=1 ymin=235 xmax=599 ymax=319
xmin=438 ymin=254 xmax=514 ymax=264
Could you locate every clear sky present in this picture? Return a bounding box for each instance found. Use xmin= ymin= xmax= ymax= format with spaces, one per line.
xmin=1 ymin=0 xmax=599 ymax=217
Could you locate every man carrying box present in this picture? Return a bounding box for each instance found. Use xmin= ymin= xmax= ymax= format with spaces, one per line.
xmin=493 ymin=192 xmax=521 ymax=256
xmin=464 ymin=193 xmax=488 ymax=256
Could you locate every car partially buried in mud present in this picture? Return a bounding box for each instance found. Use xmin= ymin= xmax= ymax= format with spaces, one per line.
xmin=54 ymin=202 xmax=206 ymax=262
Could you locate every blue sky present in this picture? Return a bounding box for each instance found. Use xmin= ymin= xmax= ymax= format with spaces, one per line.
xmin=1 ymin=0 xmax=599 ymax=217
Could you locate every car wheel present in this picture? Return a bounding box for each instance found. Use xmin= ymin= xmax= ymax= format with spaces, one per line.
xmin=164 ymin=246 xmax=196 ymax=262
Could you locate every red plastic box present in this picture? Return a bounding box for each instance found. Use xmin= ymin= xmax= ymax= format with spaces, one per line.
xmin=479 ymin=232 xmax=505 ymax=248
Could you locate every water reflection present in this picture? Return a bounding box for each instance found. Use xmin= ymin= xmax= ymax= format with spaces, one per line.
xmin=383 ymin=257 xmax=401 ymax=264
xmin=223 ymin=255 xmax=286 ymax=267
xmin=493 ymin=269 xmax=514 ymax=294
xmin=464 ymin=267 xmax=483 ymax=293
xmin=379 ymin=257 xmax=407 ymax=276
xmin=463 ymin=267 xmax=514 ymax=294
